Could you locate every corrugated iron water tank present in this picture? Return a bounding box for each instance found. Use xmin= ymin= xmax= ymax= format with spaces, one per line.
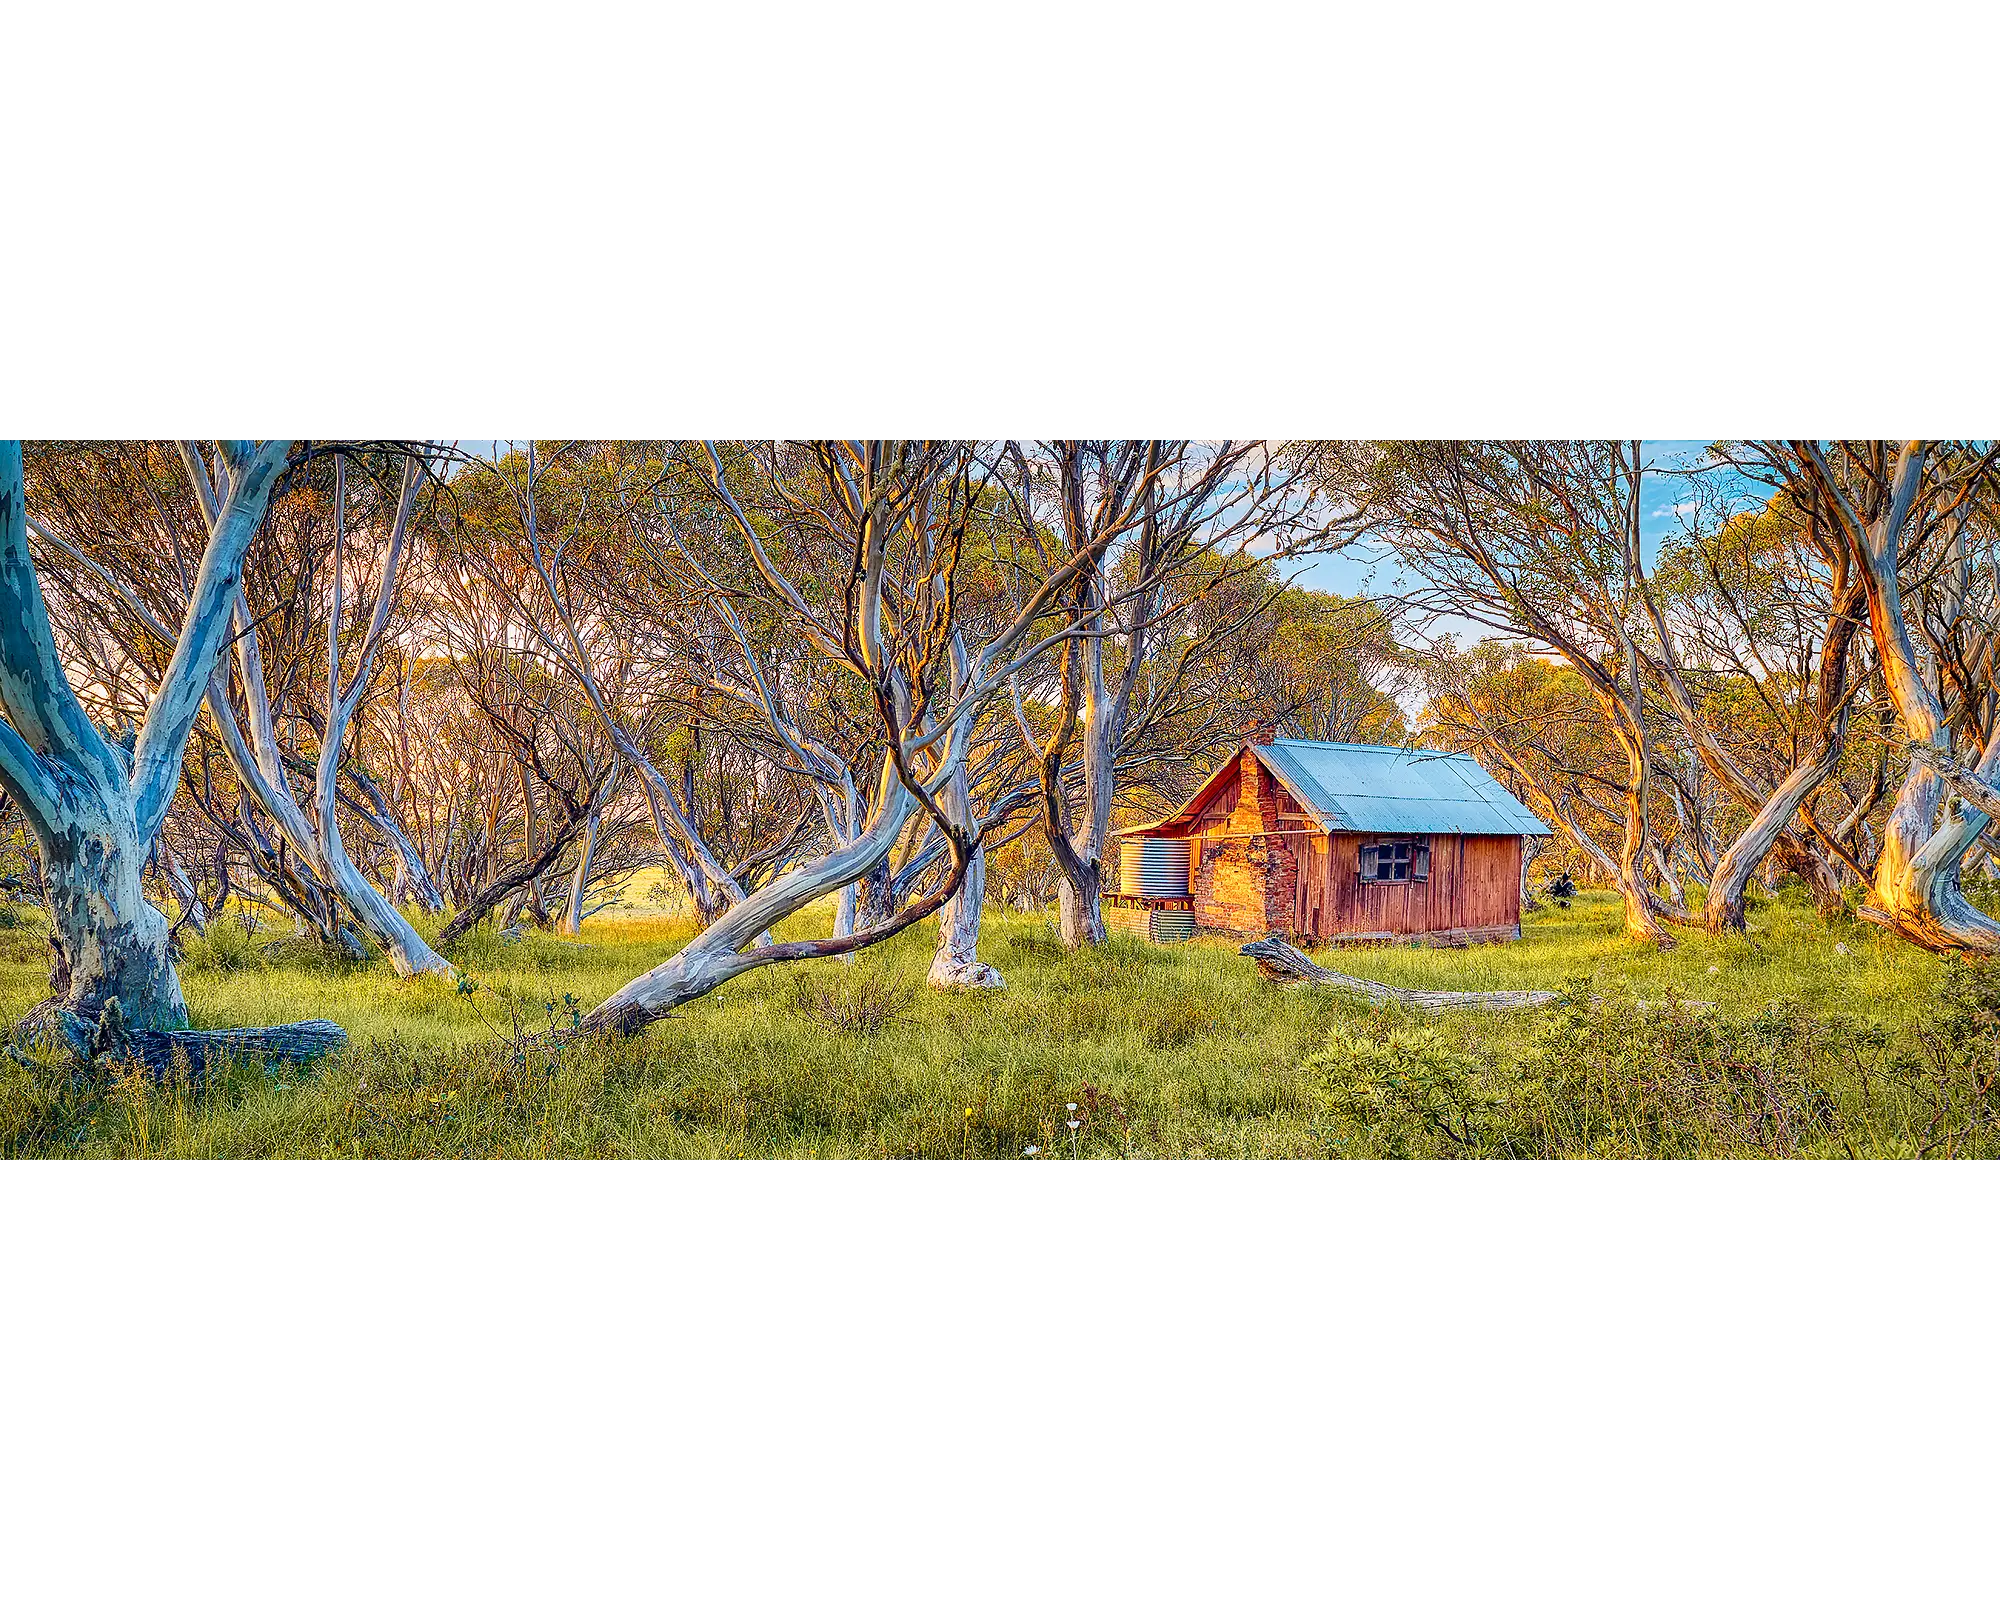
xmin=1120 ymin=837 xmax=1191 ymax=897
xmin=1148 ymin=905 xmax=1195 ymax=942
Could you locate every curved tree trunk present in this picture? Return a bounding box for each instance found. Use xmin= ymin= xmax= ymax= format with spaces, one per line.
xmin=562 ymin=752 xmax=621 ymax=936
xmin=1049 ymin=610 xmax=1121 ymax=950
xmin=1868 ymin=736 xmax=2000 ymax=953
xmin=1834 ymin=443 xmax=2000 ymax=953
xmin=565 ymin=805 xmax=601 ymax=936
xmin=1651 ymin=841 xmax=1685 ymax=910
xmin=1606 ymin=711 xmax=1674 ymax=949
xmin=153 ymin=834 xmax=210 ymax=936
xmin=1704 ymin=739 xmax=1847 ymax=934
xmin=582 ymin=758 xmax=929 ymax=1033
xmin=1770 ymin=832 xmax=1847 ymax=918
xmin=346 ymin=767 xmax=445 ymax=913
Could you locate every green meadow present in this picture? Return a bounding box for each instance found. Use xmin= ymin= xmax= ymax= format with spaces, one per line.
xmin=0 ymin=890 xmax=1991 ymax=1158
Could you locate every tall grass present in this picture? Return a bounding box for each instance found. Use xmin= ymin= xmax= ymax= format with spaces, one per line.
xmin=0 ymin=892 xmax=1989 ymax=1158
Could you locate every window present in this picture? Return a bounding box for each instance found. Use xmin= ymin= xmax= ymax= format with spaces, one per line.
xmin=1359 ymin=839 xmax=1430 ymax=883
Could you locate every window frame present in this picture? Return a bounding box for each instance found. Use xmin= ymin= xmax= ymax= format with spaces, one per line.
xmin=1358 ymin=837 xmax=1431 ymax=884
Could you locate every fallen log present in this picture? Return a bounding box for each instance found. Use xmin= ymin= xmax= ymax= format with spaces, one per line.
xmin=117 ymin=1020 xmax=350 ymax=1078
xmin=16 ymin=1003 xmax=348 ymax=1080
xmin=1240 ymin=937 xmax=1559 ymax=1011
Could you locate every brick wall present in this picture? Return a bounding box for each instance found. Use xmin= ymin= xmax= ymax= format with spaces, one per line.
xmin=1188 ymin=749 xmax=1303 ymax=938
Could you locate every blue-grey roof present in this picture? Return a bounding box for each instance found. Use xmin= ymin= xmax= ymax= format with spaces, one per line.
xmin=1254 ymin=740 xmax=1552 ymax=836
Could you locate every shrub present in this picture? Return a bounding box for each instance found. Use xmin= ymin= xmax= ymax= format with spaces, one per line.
xmin=1522 ymin=988 xmax=1863 ymax=1158
xmin=786 ymin=964 xmax=916 ymax=1036
xmin=1888 ymin=960 xmax=2000 ymax=1156
xmin=1772 ymin=875 xmax=1814 ymax=909
xmin=1304 ymin=1017 xmax=1515 ymax=1157
xmin=1299 ymin=985 xmax=1888 ymax=1158
xmin=999 ymin=920 xmax=1069 ymax=961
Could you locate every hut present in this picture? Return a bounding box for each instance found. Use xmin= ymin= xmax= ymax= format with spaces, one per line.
xmin=1110 ymin=738 xmax=1552 ymax=947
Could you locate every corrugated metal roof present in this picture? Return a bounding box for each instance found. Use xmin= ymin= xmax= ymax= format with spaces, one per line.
xmin=1255 ymin=740 xmax=1552 ymax=836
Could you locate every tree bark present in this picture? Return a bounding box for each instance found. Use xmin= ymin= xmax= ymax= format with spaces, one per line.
xmin=581 ymin=755 xmax=931 ymax=1033
xmin=927 ymin=754 xmax=1000 ymax=991
xmin=35 ymin=796 xmax=187 ymax=1031
xmin=563 ymin=758 xmax=618 ymax=936
xmin=19 ymin=1012 xmax=348 ymax=1081
xmin=0 ymin=439 xmax=294 ymax=1034
xmin=1703 ymin=737 xmax=1847 ymax=934
xmin=854 ymin=856 xmax=894 ymax=931
xmin=1240 ymin=937 xmax=1558 ymax=1009
xmin=1823 ymin=442 xmax=2000 ymax=952
xmin=1605 ymin=703 xmax=1674 ymax=948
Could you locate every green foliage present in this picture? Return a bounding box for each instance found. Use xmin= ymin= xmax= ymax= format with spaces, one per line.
xmin=1884 ymin=959 xmax=2000 ymax=1157
xmin=1303 ymin=985 xmax=1892 ymax=1159
xmin=1305 ymin=1020 xmax=1512 ymax=1156
xmin=0 ymin=893 xmax=1992 ymax=1159
xmin=1519 ymin=988 xmax=1864 ymax=1158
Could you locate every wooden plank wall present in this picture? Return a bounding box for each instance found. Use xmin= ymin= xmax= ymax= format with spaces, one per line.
xmin=1299 ymin=832 xmax=1523 ymax=942
xmin=1192 ymin=826 xmax=1522 ymax=942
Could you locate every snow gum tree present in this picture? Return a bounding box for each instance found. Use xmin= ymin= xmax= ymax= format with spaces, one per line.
xmin=0 ymin=439 xmax=294 ymax=1035
xmin=578 ymin=439 xmax=1132 ymax=1033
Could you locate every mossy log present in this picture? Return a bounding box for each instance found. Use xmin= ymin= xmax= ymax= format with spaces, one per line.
xmin=1239 ymin=936 xmax=1559 ymax=1011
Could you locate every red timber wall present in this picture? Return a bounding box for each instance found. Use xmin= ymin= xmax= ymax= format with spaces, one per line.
xmin=1176 ymin=750 xmax=1524 ymax=944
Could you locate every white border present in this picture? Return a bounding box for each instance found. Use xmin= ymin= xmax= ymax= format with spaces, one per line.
xmin=4 ymin=2 xmax=1997 ymax=1593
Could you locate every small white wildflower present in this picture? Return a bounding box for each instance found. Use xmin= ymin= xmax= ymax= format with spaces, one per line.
xmin=1023 ymin=1145 xmax=1039 ymax=1156
xmin=1066 ymin=1102 xmax=1078 ymax=1112
xmin=1067 ymin=1119 xmax=1080 ymax=1130
xmin=1706 ymin=965 xmax=1720 ymax=975
xmin=1834 ymin=942 xmax=1849 ymax=955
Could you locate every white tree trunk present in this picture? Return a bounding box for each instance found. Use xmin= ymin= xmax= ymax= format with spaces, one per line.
xmin=582 ymin=756 xmax=926 ymax=1032
xmin=40 ymin=796 xmax=187 ymax=1030
xmin=0 ymin=439 xmax=295 ymax=1040
xmin=1704 ymin=742 xmax=1844 ymax=934
xmin=1839 ymin=443 xmax=2000 ymax=952
xmin=565 ymin=802 xmax=601 ymax=936
xmin=927 ymin=757 xmax=999 ymax=991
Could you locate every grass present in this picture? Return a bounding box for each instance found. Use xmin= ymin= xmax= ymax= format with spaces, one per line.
xmin=0 ymin=891 xmax=1992 ymax=1158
